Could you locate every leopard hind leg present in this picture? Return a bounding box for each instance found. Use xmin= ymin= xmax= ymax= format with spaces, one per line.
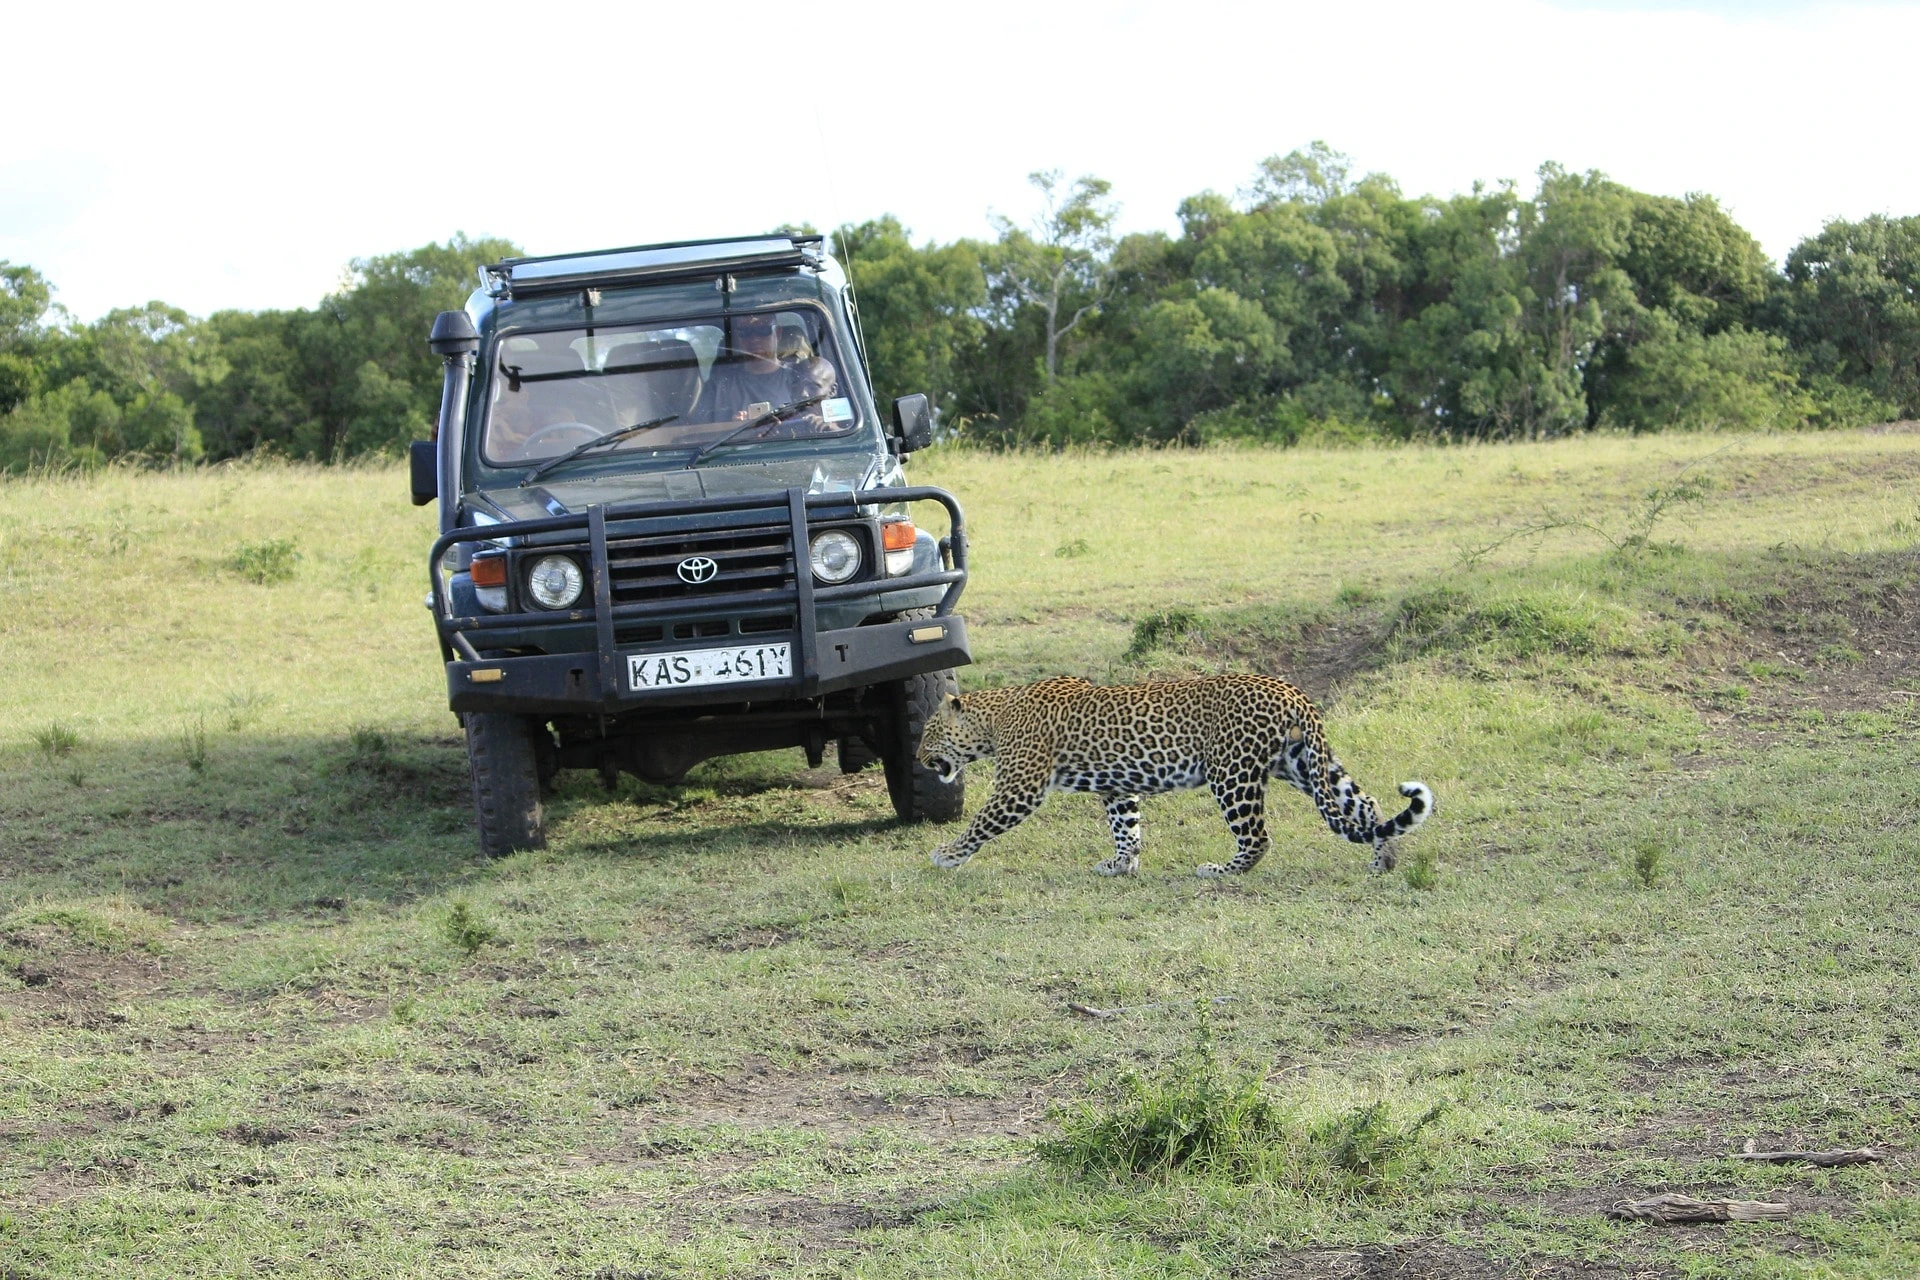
xmin=1194 ymin=767 xmax=1271 ymax=878
xmin=1093 ymin=791 xmax=1143 ymax=876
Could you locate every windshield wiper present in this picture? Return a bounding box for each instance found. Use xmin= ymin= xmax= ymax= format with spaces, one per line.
xmin=519 ymin=414 xmax=680 ymax=486
xmin=680 ymin=396 xmax=828 ymax=470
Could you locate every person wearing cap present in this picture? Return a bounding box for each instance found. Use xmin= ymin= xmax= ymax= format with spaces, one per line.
xmin=699 ymin=312 xmax=838 ymax=427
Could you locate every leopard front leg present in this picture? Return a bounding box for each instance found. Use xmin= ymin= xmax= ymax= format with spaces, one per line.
xmin=1094 ymin=792 xmax=1143 ymax=876
xmin=928 ymin=761 xmax=1048 ymax=870
xmin=1194 ymin=769 xmax=1271 ymax=878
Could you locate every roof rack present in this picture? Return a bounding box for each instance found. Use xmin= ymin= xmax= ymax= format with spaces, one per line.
xmin=483 ymin=235 xmax=827 ymax=299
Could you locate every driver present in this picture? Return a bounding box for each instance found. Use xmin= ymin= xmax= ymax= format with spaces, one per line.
xmin=698 ymin=312 xmax=838 ymax=426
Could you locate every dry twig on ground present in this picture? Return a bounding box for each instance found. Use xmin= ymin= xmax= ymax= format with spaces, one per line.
xmin=1608 ymin=1193 xmax=1790 ymax=1224
xmin=1731 ymin=1146 xmax=1881 ymax=1167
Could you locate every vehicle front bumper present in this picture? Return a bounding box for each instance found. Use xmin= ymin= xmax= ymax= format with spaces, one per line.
xmin=428 ymin=484 xmax=972 ymax=717
xmin=446 ymin=613 xmax=969 ymax=713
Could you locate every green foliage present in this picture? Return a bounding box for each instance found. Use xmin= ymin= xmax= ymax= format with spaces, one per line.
xmin=179 ymin=716 xmax=209 ymax=774
xmin=1 ymin=166 xmax=1914 ymax=464
xmin=229 ymin=538 xmax=299 ymax=585
xmin=1038 ymin=1011 xmax=1289 ymax=1181
xmin=1311 ymin=1100 xmax=1448 ymax=1195
xmin=1402 ymin=845 xmax=1438 ymax=891
xmin=349 ymin=724 xmax=390 ymax=759
xmin=443 ymin=901 xmax=499 ymax=956
xmin=1039 ymin=1002 xmax=1445 ymax=1193
xmin=1122 ymin=608 xmax=1200 ymax=662
xmin=32 ymin=722 xmax=80 ymax=758
xmin=1394 ymin=586 xmax=1620 ymax=659
xmin=1774 ymin=214 xmax=1920 ymax=416
xmin=1630 ymin=837 xmax=1665 ymax=888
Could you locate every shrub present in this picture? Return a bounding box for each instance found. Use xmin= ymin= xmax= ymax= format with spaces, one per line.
xmin=349 ymin=724 xmax=390 ymax=759
xmin=230 ymin=539 xmax=300 ymax=585
xmin=443 ymin=901 xmax=498 ymax=956
xmin=1038 ymin=1002 xmax=1286 ymax=1180
xmin=32 ymin=722 xmax=80 ymax=758
xmin=1631 ymin=838 xmax=1664 ymax=888
xmin=1037 ymin=1001 xmax=1445 ymax=1193
xmin=180 ymin=716 xmax=209 ymax=774
xmin=1124 ymin=608 xmax=1201 ymax=663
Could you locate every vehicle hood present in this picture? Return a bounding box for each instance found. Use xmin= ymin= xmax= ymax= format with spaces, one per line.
xmin=471 ymin=451 xmax=890 ymax=524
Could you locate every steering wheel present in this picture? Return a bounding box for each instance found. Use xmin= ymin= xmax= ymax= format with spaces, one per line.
xmin=521 ymin=421 xmax=603 ymax=455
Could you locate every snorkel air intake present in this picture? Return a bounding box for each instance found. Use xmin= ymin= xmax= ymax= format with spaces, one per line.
xmin=429 ymin=309 xmax=480 ymax=535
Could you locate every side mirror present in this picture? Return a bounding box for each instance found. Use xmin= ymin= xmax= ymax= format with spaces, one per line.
xmin=410 ymin=439 xmax=438 ymax=505
xmin=891 ymin=393 xmax=934 ymax=454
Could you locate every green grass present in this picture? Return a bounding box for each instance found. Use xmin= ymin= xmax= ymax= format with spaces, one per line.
xmin=2 ymin=432 xmax=1919 ymax=1277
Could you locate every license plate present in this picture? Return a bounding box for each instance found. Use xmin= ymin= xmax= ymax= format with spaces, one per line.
xmin=627 ymin=642 xmax=791 ymax=691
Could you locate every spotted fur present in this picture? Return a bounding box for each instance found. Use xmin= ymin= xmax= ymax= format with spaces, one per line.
xmin=915 ymin=674 xmax=1432 ymax=877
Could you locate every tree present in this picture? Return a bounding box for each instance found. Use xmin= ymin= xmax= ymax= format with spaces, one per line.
xmin=1773 ymin=215 xmax=1920 ymax=416
xmin=988 ymin=171 xmax=1118 ymax=383
xmin=832 ymin=217 xmax=988 ymax=423
xmin=1241 ymin=140 xmax=1352 ymax=208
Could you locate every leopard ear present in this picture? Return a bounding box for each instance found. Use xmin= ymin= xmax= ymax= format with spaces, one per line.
xmin=947 ymin=694 xmax=964 ymax=712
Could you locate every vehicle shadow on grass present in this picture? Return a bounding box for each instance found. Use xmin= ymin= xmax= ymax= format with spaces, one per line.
xmin=0 ymin=728 xmax=485 ymax=916
xmin=554 ymin=813 xmax=908 ymax=866
xmin=1 ymin=727 xmax=916 ymax=915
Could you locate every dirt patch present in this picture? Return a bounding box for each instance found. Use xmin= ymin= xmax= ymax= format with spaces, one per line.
xmin=1170 ymin=609 xmax=1394 ymax=704
xmin=1717 ymin=447 xmax=1920 ymax=502
xmin=667 ymin=1058 xmax=1045 ymax=1141
xmin=1256 ymin=1239 xmax=1666 ymax=1279
xmin=1685 ymin=550 xmax=1920 ymax=739
xmin=700 ymin=926 xmax=799 ymax=953
xmin=0 ymin=929 xmax=173 ymax=1024
xmin=720 ymin=1192 xmax=912 ymax=1239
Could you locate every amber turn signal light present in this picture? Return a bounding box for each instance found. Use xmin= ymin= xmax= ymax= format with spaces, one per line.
xmin=881 ymin=520 xmax=917 ymax=551
xmin=470 ymin=554 xmax=508 ymax=588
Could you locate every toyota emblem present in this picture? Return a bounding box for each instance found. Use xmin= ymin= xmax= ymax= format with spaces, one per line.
xmin=676 ymin=555 xmax=719 ymax=585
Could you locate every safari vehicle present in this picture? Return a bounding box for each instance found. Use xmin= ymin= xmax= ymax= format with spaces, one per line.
xmin=410 ymin=235 xmax=972 ymax=856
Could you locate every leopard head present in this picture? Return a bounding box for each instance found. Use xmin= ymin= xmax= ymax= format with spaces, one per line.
xmin=916 ymin=693 xmax=993 ymax=784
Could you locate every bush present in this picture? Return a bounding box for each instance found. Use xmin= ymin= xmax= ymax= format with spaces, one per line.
xmin=230 ymin=539 xmax=300 ymax=585
xmin=443 ymin=902 xmax=498 ymax=956
xmin=1038 ymin=1002 xmax=1289 ymax=1180
xmin=1038 ymin=1001 xmax=1445 ymax=1192
xmin=1395 ymin=586 xmax=1621 ymax=659
xmin=1123 ymin=608 xmax=1201 ymax=662
xmin=32 ymin=722 xmax=80 ymax=758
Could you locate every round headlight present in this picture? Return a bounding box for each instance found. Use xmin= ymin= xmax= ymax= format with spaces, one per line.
xmin=526 ymin=555 xmax=584 ymax=609
xmin=809 ymin=530 xmax=862 ymax=584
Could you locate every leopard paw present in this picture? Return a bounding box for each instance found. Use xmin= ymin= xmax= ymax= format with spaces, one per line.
xmin=929 ymin=845 xmax=968 ymax=870
xmin=1369 ymin=844 xmax=1397 ymax=874
xmin=1094 ymin=854 xmax=1140 ymax=877
xmin=1193 ymin=862 xmax=1231 ymax=879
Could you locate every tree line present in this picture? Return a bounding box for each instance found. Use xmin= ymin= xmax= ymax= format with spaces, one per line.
xmin=3 ymin=145 xmax=1917 ymax=470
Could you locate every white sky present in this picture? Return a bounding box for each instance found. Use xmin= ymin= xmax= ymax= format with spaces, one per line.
xmin=6 ymin=0 xmax=1919 ymax=322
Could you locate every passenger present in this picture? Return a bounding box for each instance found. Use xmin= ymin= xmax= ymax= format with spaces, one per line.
xmin=698 ymin=312 xmax=838 ymax=427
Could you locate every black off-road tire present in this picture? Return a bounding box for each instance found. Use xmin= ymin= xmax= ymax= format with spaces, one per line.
xmin=883 ymin=668 xmax=965 ymax=824
xmin=465 ymin=713 xmax=548 ymax=858
xmin=837 ymin=734 xmax=880 ymax=774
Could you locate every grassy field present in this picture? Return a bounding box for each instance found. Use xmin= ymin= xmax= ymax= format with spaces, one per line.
xmin=3 ymin=429 xmax=1919 ymax=1278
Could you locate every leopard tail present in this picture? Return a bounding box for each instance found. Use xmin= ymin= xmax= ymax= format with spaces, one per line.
xmin=1299 ymin=733 xmax=1433 ymax=850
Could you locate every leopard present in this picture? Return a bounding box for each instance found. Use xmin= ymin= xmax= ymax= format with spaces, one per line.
xmin=914 ymin=673 xmax=1432 ymax=878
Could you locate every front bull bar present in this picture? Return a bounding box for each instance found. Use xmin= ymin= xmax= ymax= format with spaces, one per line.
xmin=426 ymin=485 xmax=969 ymax=707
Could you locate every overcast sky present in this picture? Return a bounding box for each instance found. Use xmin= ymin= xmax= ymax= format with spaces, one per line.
xmin=7 ymin=0 xmax=1919 ymax=322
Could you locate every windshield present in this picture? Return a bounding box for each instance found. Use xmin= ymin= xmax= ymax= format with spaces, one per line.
xmin=479 ymin=306 xmax=860 ymax=471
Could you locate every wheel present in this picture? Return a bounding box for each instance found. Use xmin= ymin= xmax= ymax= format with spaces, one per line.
xmin=465 ymin=713 xmax=549 ymax=857
xmin=836 ymin=734 xmax=880 ymax=774
xmin=882 ymin=668 xmax=965 ymax=823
